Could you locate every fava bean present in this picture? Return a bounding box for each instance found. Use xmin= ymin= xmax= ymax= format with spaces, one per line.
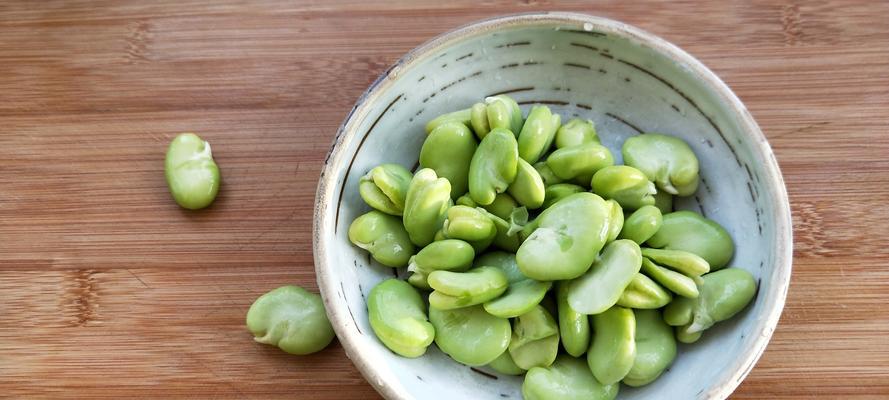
xmin=485 ymin=95 xmax=524 ymax=135
xmin=591 ymin=165 xmax=657 ymax=210
xmin=165 ymin=133 xmax=220 ymax=210
xmin=641 ymin=257 xmax=699 ymax=298
xmin=246 ymin=286 xmax=334 ymax=355
xmin=619 ymin=205 xmax=663 ymax=244
xmin=541 ymin=183 xmax=584 ymax=210
xmin=554 ymin=118 xmax=599 ymax=149
xmin=646 ymin=210 xmax=735 ymax=270
xmin=425 ymin=108 xmax=471 ymax=134
xmin=358 ymin=163 xmax=413 ymax=215
xmin=441 ymin=205 xmax=496 ymax=242
xmin=470 ymin=102 xmax=492 ymax=139
xmin=508 ymin=159 xmax=546 ymax=209
xmin=587 ymin=306 xmax=636 ymax=385
xmin=509 ymin=305 xmax=560 ymax=370
xmin=523 ymin=355 xmax=619 ymax=400
xmin=534 ymin=161 xmax=564 ymax=186
xmin=623 ymin=309 xmax=676 ymax=387
xmin=622 ymin=133 xmax=700 ymax=196
xmin=488 ymin=350 xmax=526 ymax=375
xmin=567 ymin=240 xmax=642 ymax=314
xmin=468 ymin=128 xmax=519 ymax=205
xmin=641 ymin=247 xmax=710 ymax=277
xmin=604 ymin=199 xmax=624 ymax=243
xmin=429 ymin=305 xmax=511 ymax=366
xmin=518 ymin=105 xmax=561 ymax=164
xmin=617 ymin=273 xmax=672 ymax=309
xmin=407 ymin=239 xmax=474 ymax=289
xmin=428 ymin=266 xmax=508 ymax=310
xmin=349 ymin=211 xmax=415 ymax=267
xmin=517 ymin=193 xmax=610 ymax=280
xmin=546 ymin=142 xmax=614 ymax=181
xmin=683 ymin=268 xmax=757 ymax=334
xmin=653 ymin=190 xmax=673 ymax=214
xmin=420 ymin=122 xmax=478 ymax=198
xmin=368 ymin=279 xmax=435 ymax=358
xmin=556 ymin=281 xmax=590 ymax=357
xmin=403 ymin=168 xmax=452 ymax=246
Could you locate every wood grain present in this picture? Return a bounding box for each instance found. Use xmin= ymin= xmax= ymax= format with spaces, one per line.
xmin=1 ymin=1 xmax=888 ymax=398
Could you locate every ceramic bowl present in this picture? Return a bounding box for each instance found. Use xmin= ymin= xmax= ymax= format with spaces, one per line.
xmin=314 ymin=12 xmax=792 ymax=400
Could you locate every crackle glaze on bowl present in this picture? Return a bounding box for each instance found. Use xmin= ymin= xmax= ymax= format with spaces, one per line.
xmin=314 ymin=12 xmax=792 ymax=400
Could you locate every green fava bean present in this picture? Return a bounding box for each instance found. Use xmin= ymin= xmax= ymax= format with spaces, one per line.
xmin=455 ymin=193 xmax=477 ymax=207
xmin=567 ymin=240 xmax=642 ymax=314
xmin=368 ymin=279 xmax=435 ymax=358
xmin=474 ymin=251 xmax=521 ymax=278
xmin=523 ymin=355 xmax=619 ymax=400
xmin=470 ymin=102 xmax=492 ymax=139
xmin=441 ymin=205 xmax=496 ymax=241
xmin=407 ymin=239 xmax=474 ymax=288
xmin=541 ymin=183 xmax=584 ymax=210
xmin=517 ymin=192 xmax=610 ymax=281
xmin=508 ymin=159 xmax=546 ymax=209
xmin=546 ymin=142 xmax=614 ymax=180
xmin=425 ymin=108 xmax=471 ymax=134
xmin=557 ymin=281 xmax=590 ymax=357
xmin=588 ymin=306 xmax=636 ymax=385
xmin=349 ymin=211 xmax=415 ymax=267
xmin=619 ymin=205 xmax=663 ymax=244
xmin=534 ymin=161 xmax=564 ymax=186
xmin=484 ymin=279 xmax=551 ymax=318
xmin=641 ymin=257 xmax=699 ymax=298
xmin=429 ymin=304 xmax=511 ymax=366
xmin=663 ymin=295 xmax=696 ymax=326
xmin=420 ymin=122 xmax=478 ymax=198
xmin=641 ymin=247 xmax=710 ymax=276
xmin=428 ymin=266 xmax=509 ymax=310
xmin=480 ymin=192 xmax=519 ymax=220
xmin=485 ymin=95 xmax=524 ymax=135
xmin=488 ymin=350 xmax=526 ymax=375
xmin=246 ymin=286 xmax=335 ymax=355
xmin=509 ymin=305 xmax=560 ymax=370
xmin=604 ymin=199 xmax=624 ymax=243
xmin=653 ymin=190 xmax=673 ymax=214
xmin=675 ymin=325 xmax=703 ymax=344
xmin=358 ymin=163 xmax=413 ymax=215
xmin=478 ymin=209 xmax=521 ymax=252
xmin=468 ymin=128 xmax=519 ymax=205
xmin=623 ymin=309 xmax=677 ymax=387
xmin=685 ymin=268 xmax=757 ymax=334
xmin=403 ymin=168 xmax=452 ymax=246
xmin=554 ymin=118 xmax=599 ymax=149
xmin=646 ymin=210 xmax=735 ymax=269
xmin=165 ymin=133 xmax=221 ymax=210
xmin=622 ymin=133 xmax=700 ymax=196
xmin=591 ymin=165 xmax=657 ymax=210
xmin=518 ymin=105 xmax=561 ymax=164
xmin=617 ymin=273 xmax=672 ymax=309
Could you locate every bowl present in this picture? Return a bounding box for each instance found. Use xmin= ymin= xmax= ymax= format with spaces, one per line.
xmin=314 ymin=12 xmax=792 ymax=400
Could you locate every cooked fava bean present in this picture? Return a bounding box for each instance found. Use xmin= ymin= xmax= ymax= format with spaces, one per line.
xmin=246 ymin=286 xmax=334 ymax=355
xmin=420 ymin=122 xmax=478 ymax=198
xmin=425 ymin=107 xmax=471 ymax=134
xmin=641 ymin=247 xmax=710 ymax=276
xmin=567 ymin=240 xmax=642 ymax=314
xmin=359 ymin=164 xmax=413 ymax=215
xmin=619 ymin=205 xmax=663 ymax=244
xmin=429 ymin=304 xmax=511 ymax=366
xmin=622 ymin=133 xmax=700 ymax=196
xmin=403 ymin=168 xmax=452 ymax=246
xmin=554 ymin=118 xmax=599 ymax=149
xmin=604 ymin=199 xmax=624 ymax=244
xmin=556 ymin=281 xmax=590 ymax=357
xmin=368 ymin=279 xmax=435 ymax=358
xmin=468 ymin=128 xmax=519 ymax=205
xmin=428 ymin=266 xmax=508 ymax=309
xmin=546 ymin=142 xmax=614 ymax=181
xmin=165 ymin=133 xmax=220 ymax=210
xmin=617 ymin=273 xmax=672 ymax=309
xmin=641 ymin=257 xmax=699 ymax=298
xmin=523 ymin=355 xmax=618 ymax=400
xmin=623 ymin=309 xmax=676 ymax=387
xmin=349 ymin=211 xmax=415 ymax=267
xmin=646 ymin=210 xmax=735 ymax=270
xmin=508 ymin=159 xmax=546 ymax=209
xmin=508 ymin=305 xmax=560 ymax=370
xmin=518 ymin=105 xmax=561 ymax=164
xmin=588 ymin=306 xmax=636 ymax=385
xmin=591 ymin=165 xmax=657 ymax=210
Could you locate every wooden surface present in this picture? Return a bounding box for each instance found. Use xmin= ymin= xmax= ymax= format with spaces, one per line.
xmin=1 ymin=1 xmax=887 ymax=398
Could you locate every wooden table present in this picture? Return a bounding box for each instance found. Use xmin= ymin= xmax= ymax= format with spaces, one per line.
xmin=2 ymin=1 xmax=887 ymax=398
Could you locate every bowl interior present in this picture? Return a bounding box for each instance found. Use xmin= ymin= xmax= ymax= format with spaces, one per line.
xmin=316 ymin=13 xmax=790 ymax=400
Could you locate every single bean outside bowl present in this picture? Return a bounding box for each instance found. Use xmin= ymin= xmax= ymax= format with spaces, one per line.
xmin=314 ymin=12 xmax=792 ymax=400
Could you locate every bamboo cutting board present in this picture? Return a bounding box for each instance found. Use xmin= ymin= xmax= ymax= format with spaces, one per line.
xmin=1 ymin=1 xmax=888 ymax=398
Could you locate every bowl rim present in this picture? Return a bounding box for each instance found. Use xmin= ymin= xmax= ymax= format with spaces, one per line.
xmin=314 ymin=11 xmax=792 ymax=400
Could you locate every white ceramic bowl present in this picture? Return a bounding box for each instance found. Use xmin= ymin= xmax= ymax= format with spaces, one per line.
xmin=314 ymin=12 xmax=792 ymax=400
